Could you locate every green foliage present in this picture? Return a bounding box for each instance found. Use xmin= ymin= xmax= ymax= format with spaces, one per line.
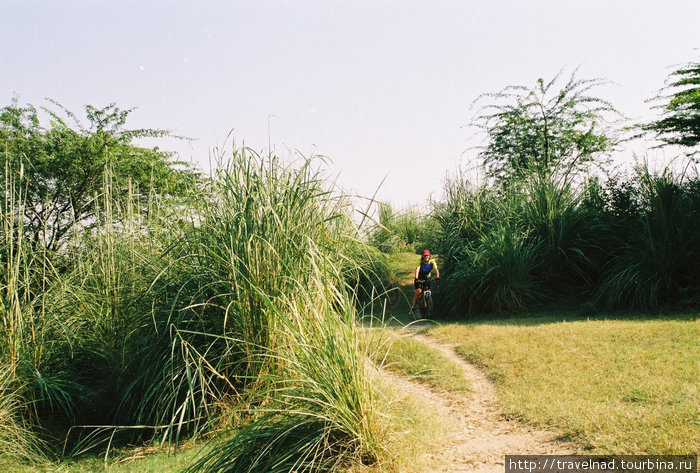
xmin=433 ymin=70 xmax=625 ymax=315
xmin=430 ymin=157 xmax=700 ymax=317
xmin=0 ymin=99 xmax=199 ymax=251
xmin=471 ymin=70 xmax=620 ymax=184
xmin=522 ymin=175 xmax=601 ymax=291
xmin=435 ymin=192 xmax=544 ymax=316
xmin=0 ymin=159 xmax=87 ymax=459
xmin=644 ymin=58 xmax=700 ymax=149
xmin=595 ymin=163 xmax=700 ymax=307
xmin=368 ymin=202 xmax=429 ymax=254
xmin=460 ymin=221 xmax=542 ymax=314
xmin=112 ymin=148 xmax=385 ymax=449
xmin=186 ymin=291 xmax=379 ymax=473
xmin=0 ymin=367 xmax=46 ymax=464
xmin=430 ymin=173 xmax=585 ymax=315
xmin=2 ymin=122 xmax=386 ymax=471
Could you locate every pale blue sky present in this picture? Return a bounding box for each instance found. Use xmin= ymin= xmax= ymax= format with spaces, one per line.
xmin=2 ymin=0 xmax=699 ymax=208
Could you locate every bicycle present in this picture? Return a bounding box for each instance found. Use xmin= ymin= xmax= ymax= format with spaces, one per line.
xmin=414 ymin=279 xmax=434 ymax=319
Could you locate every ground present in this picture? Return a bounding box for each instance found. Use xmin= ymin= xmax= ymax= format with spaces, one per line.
xmin=383 ymin=331 xmax=576 ymax=473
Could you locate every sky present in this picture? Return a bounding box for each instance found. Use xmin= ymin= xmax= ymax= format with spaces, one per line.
xmin=2 ymin=0 xmax=699 ymax=209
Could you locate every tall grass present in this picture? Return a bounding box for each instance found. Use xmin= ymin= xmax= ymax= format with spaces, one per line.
xmin=368 ymin=202 xmax=429 ymax=254
xmin=1 ymin=159 xmax=74 ymax=457
xmin=430 ymin=175 xmax=548 ymax=315
xmin=522 ymin=176 xmax=600 ymax=291
xmin=110 ymin=148 xmax=385 ymax=468
xmin=595 ymin=163 xmax=700 ymax=307
xmin=1 ymin=143 xmax=387 ymax=472
xmin=429 ymin=159 xmax=700 ymax=316
xmin=0 ymin=359 xmax=46 ymax=463
xmin=186 ymin=261 xmax=381 ymax=473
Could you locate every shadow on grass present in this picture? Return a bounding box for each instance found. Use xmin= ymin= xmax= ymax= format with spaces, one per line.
xmin=360 ymin=283 xmax=457 ymax=332
xmin=364 ymin=289 xmax=698 ymax=328
xmin=435 ymin=305 xmax=699 ymax=327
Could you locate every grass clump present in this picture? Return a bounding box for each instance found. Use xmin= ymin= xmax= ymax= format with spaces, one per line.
xmin=1 ymin=139 xmax=390 ymax=471
xmin=185 ymin=256 xmax=382 ymax=473
xmin=429 ymin=161 xmax=700 ymax=317
xmin=0 ymin=368 xmax=46 ymax=465
xmin=115 ymin=148 xmax=388 ymax=471
xmin=428 ymin=316 xmax=699 ymax=453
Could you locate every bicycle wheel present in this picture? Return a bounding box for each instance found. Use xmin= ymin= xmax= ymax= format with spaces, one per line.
xmin=424 ymin=293 xmax=433 ymax=318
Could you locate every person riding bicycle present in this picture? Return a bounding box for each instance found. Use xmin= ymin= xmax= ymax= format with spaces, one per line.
xmin=411 ymin=249 xmax=440 ymax=314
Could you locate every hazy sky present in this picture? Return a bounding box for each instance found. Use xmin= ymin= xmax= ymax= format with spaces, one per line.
xmin=2 ymin=1 xmax=699 ymax=208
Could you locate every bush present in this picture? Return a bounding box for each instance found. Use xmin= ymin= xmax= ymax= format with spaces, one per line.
xmin=596 ymin=163 xmax=700 ymax=307
xmin=431 ymin=160 xmax=700 ymax=317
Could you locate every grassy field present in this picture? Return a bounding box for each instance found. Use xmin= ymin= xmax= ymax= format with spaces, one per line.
xmin=428 ymin=316 xmax=699 ymax=454
xmin=379 ymin=252 xmax=699 ymax=455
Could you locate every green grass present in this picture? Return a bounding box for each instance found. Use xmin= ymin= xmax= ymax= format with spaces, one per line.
xmin=1 ymin=147 xmax=389 ymax=471
xmin=428 ymin=162 xmax=700 ymax=316
xmin=364 ymin=329 xmax=471 ymax=397
xmin=367 ymin=203 xmax=429 ymax=255
xmin=345 ymin=371 xmax=454 ymax=473
xmin=360 ymin=252 xmax=415 ymax=326
xmin=427 ymin=315 xmax=699 ymax=454
xmin=3 ymin=442 xmax=201 ymax=473
xmin=386 ymin=252 xmax=418 ymax=286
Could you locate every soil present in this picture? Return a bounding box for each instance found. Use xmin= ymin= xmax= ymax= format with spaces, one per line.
xmin=390 ymin=331 xmax=576 ymax=473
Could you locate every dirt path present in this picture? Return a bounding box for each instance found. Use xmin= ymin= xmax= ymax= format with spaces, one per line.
xmin=393 ymin=331 xmax=576 ymax=473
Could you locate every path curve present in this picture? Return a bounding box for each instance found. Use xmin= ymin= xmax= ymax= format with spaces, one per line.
xmin=392 ymin=331 xmax=576 ymax=473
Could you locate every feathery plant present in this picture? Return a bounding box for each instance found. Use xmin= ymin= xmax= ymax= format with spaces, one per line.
xmin=368 ymin=202 xmax=428 ymax=254
xmin=470 ymin=69 xmax=620 ymax=185
xmin=186 ymin=247 xmax=381 ymax=473
xmin=114 ymin=147 xmax=385 ymax=457
xmin=643 ymin=56 xmax=700 ymax=150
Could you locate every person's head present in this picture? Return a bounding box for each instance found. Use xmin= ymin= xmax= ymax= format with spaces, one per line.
xmin=422 ymin=249 xmax=431 ymax=260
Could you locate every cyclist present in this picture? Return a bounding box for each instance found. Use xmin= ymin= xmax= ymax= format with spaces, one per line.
xmin=411 ymin=249 xmax=440 ymax=314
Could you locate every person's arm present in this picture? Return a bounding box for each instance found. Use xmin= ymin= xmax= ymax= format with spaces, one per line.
xmin=415 ymin=266 xmax=420 ymax=280
xmin=433 ymin=261 xmax=440 ymax=279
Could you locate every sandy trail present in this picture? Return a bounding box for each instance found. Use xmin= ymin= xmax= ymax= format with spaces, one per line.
xmin=389 ymin=331 xmax=576 ymax=473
